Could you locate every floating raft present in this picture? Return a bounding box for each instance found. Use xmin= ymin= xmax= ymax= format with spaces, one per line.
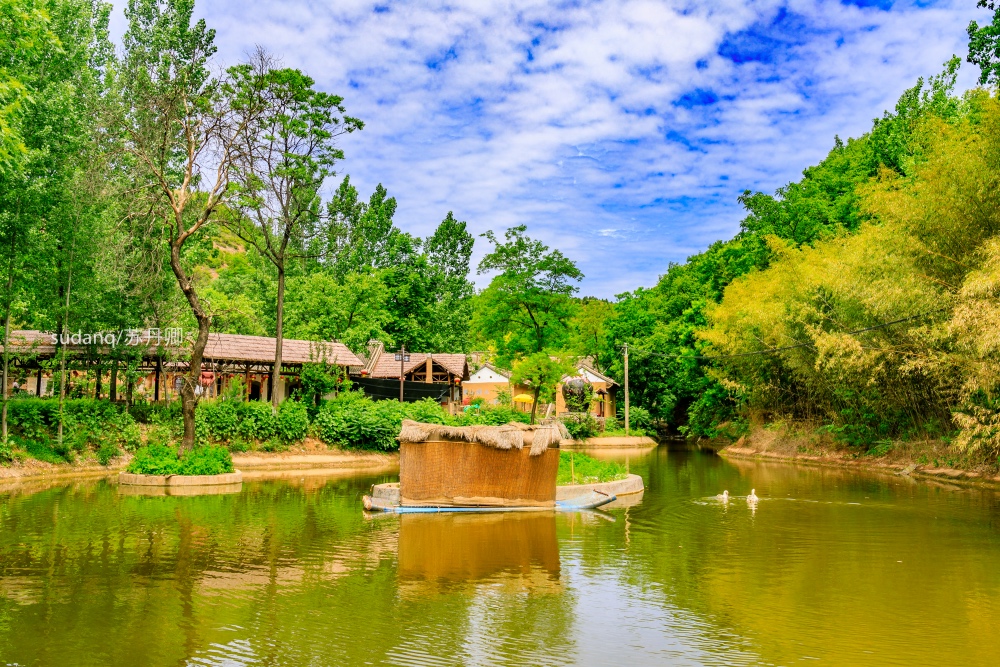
xmin=363 ymin=419 xmax=617 ymax=513
xmin=363 ymin=489 xmax=616 ymax=513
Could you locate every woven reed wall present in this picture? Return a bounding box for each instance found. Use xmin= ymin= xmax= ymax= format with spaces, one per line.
xmin=400 ymin=440 xmax=559 ymax=507
xmin=397 ymin=513 xmax=560 ymax=581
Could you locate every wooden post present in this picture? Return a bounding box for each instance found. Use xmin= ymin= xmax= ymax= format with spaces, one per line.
xmin=267 ymin=365 xmax=274 ymax=403
xmin=95 ymin=363 xmax=102 ymax=399
xmin=624 ymin=343 xmax=630 ymax=436
xmin=36 ymin=368 xmax=43 ymax=396
xmin=154 ymin=357 xmax=161 ymax=401
xmin=245 ymin=365 xmax=251 ymax=401
xmin=110 ymin=361 xmax=117 ymax=402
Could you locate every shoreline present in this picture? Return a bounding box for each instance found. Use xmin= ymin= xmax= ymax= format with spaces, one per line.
xmin=718 ymin=424 xmax=1000 ymax=489
xmin=0 ymin=449 xmax=399 ymax=484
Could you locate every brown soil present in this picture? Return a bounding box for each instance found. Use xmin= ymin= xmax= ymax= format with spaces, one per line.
xmin=718 ymin=423 xmax=1000 ymax=487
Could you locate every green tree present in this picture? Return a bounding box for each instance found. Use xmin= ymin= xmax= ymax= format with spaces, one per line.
xmin=226 ymin=48 xmax=362 ymax=407
xmin=115 ymin=0 xmax=269 ymax=450
xmin=969 ymin=1 xmax=1000 ymax=86
xmin=511 ymin=352 xmax=573 ymax=424
xmin=284 ymin=272 xmax=391 ymax=350
xmin=424 ymin=211 xmax=475 ymax=351
xmin=474 ymin=225 xmax=583 ymax=365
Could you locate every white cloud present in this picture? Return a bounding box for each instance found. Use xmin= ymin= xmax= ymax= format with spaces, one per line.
xmin=109 ymin=0 xmax=980 ymax=297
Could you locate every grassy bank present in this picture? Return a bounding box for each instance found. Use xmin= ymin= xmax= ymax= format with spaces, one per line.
xmin=717 ymin=422 xmax=1000 ymax=483
xmin=557 ymin=450 xmax=628 ymax=485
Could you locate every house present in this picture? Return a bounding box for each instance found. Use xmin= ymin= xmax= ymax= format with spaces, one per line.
xmin=462 ymin=362 xmax=513 ymax=404
xmin=354 ymin=340 xmax=469 ymax=406
xmin=555 ymin=362 xmax=618 ymax=418
xmin=462 ymin=357 xmax=618 ymax=418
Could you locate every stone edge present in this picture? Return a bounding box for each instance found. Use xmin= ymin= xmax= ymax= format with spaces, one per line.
xmin=119 ymin=470 xmax=243 ymax=487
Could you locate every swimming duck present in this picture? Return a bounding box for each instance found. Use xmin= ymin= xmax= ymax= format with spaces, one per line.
xmin=747 ymin=489 xmax=759 ymax=504
xmin=716 ymin=490 xmax=729 ymax=502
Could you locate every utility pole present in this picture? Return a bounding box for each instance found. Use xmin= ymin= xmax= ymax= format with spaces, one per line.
xmin=395 ymin=345 xmax=410 ymax=403
xmin=624 ymin=343 xmax=630 ymax=436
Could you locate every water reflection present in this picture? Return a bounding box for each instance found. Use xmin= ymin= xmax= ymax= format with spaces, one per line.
xmin=3 ymin=450 xmax=1000 ymax=666
xmin=397 ymin=513 xmax=560 ymax=588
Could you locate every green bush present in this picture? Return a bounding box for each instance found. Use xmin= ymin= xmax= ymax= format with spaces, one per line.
xmin=276 ymin=400 xmax=309 ymax=443
xmin=96 ymin=441 xmax=121 ymax=466
xmin=314 ymin=391 xmax=406 ymax=451
xmin=128 ymin=401 xmax=182 ymax=425
xmin=196 ymin=399 xmax=310 ymax=447
xmin=7 ymin=398 xmax=141 ymax=460
xmin=126 ymin=443 xmax=233 ymax=475
xmin=454 ymin=404 xmax=531 ymax=426
xmin=562 ymin=413 xmax=599 ymax=439
xmin=557 ymin=450 xmax=627 ymax=485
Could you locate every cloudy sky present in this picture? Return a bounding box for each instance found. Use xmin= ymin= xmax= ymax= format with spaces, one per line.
xmin=113 ymin=0 xmax=987 ymax=297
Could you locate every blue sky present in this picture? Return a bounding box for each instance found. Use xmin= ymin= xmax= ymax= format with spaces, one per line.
xmin=113 ymin=1 xmax=985 ymax=297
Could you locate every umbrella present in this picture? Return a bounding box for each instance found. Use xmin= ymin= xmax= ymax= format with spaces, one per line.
xmin=513 ymin=393 xmax=534 ymax=403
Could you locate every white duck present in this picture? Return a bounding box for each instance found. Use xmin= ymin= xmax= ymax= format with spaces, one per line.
xmin=716 ymin=490 xmax=729 ymax=502
xmin=747 ymin=489 xmax=759 ymax=504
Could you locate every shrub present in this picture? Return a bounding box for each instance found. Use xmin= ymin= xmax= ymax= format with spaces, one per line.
xmin=276 ymin=400 xmax=309 ymax=443
xmin=454 ymin=404 xmax=530 ymax=426
xmin=126 ymin=443 xmax=183 ymax=475
xmin=126 ymin=443 xmax=233 ymax=475
xmin=314 ymin=391 xmax=406 ymax=451
xmin=7 ymin=398 xmax=141 ymax=459
xmin=97 ymin=441 xmax=121 ymax=466
xmin=562 ymin=413 xmax=599 ymax=439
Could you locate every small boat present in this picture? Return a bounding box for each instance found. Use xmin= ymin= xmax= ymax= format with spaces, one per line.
xmin=363 ymin=490 xmax=616 ymax=514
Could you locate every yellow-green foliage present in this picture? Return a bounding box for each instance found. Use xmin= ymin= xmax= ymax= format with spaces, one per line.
xmin=703 ymin=92 xmax=1000 ymax=456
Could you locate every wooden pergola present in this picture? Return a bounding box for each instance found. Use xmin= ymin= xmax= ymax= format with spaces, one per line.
xmin=1 ymin=330 xmax=364 ymax=402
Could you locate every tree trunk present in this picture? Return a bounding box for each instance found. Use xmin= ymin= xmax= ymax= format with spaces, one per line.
xmin=2 ymin=231 xmax=16 ymax=445
xmin=57 ymin=236 xmax=77 ymax=450
xmin=169 ymin=241 xmax=211 ymax=453
xmin=530 ymin=386 xmax=540 ymax=425
xmin=272 ymin=266 xmax=284 ymax=409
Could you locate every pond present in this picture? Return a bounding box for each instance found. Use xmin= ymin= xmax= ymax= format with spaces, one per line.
xmin=2 ymin=447 xmax=1000 ymax=666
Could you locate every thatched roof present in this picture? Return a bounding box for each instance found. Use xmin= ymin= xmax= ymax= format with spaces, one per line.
xmin=398 ymin=420 xmax=568 ymax=456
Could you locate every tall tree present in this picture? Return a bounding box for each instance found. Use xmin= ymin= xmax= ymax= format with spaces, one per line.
xmin=116 ymin=0 xmax=266 ymax=450
xmin=425 ymin=211 xmax=475 ymax=351
xmin=969 ymin=1 xmax=1000 ymax=86
xmin=226 ymin=49 xmax=362 ymax=407
xmin=474 ymin=225 xmax=582 ymax=365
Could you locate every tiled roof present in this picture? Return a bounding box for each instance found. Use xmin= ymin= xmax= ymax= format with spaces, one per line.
xmin=1 ymin=330 xmax=363 ymax=367
xmin=363 ymin=341 xmax=468 ymax=379
xmin=202 ymin=334 xmax=363 ymax=366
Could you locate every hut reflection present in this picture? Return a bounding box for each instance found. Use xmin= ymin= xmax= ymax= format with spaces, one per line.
xmin=397 ymin=513 xmax=560 ymax=591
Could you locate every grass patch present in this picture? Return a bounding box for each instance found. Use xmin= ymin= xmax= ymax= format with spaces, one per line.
xmin=126 ymin=444 xmax=234 ymax=476
xmin=557 ymin=450 xmax=628 ymax=485
xmin=598 ymin=428 xmax=648 ymax=438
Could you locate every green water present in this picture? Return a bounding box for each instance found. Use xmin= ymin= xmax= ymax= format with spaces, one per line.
xmin=2 ymin=447 xmax=1000 ymax=666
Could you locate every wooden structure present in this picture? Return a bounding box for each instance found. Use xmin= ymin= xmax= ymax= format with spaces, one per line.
xmin=357 ymin=340 xmax=468 ymax=406
xmin=396 ymin=420 xmax=563 ymax=508
xmin=0 ymin=330 xmax=363 ymax=403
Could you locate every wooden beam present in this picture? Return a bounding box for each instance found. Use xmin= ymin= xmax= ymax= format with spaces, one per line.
xmin=110 ymin=362 xmax=117 ymax=402
xmin=154 ymin=357 xmax=161 ymax=401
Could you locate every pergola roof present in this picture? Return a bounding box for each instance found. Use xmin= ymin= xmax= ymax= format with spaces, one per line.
xmin=1 ymin=330 xmax=364 ymax=367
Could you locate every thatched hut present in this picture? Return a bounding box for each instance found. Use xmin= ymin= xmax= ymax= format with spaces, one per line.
xmin=397 ymin=420 xmax=568 ymax=507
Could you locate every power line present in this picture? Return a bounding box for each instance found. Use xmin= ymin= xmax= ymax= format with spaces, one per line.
xmin=626 ymin=308 xmax=946 ymax=362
